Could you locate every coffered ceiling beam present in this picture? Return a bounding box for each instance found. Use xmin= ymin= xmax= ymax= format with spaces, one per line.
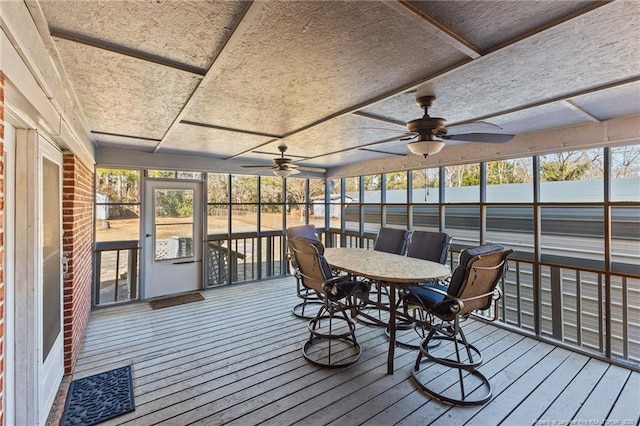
xmin=49 ymin=27 xmax=208 ymax=76
xmin=384 ymin=0 xmax=481 ymax=59
xmin=560 ymin=100 xmax=601 ymax=122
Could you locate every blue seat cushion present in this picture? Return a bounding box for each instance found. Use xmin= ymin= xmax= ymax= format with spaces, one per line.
xmin=404 ymin=283 xmax=452 ymax=315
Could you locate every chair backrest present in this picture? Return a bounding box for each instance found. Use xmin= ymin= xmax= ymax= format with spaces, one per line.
xmin=447 ymin=244 xmax=513 ymax=314
xmin=406 ymin=231 xmax=452 ymax=264
xmin=286 ymin=225 xmax=319 ymax=276
xmin=373 ymin=227 xmax=409 ymax=255
xmin=288 ymin=236 xmax=333 ymax=295
xmin=286 ymin=224 xmax=319 ymax=241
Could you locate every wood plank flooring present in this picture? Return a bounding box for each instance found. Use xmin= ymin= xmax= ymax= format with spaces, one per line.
xmin=74 ymin=277 xmax=639 ymax=426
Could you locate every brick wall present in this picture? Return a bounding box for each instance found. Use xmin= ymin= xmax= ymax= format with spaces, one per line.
xmin=1 ymin=73 xmax=6 ymax=425
xmin=62 ymin=155 xmax=93 ymax=373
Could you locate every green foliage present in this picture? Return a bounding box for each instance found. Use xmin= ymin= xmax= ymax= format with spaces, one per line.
xmin=363 ymin=174 xmax=381 ymax=191
xmin=385 ymin=172 xmax=407 ymax=189
xmin=155 ymin=189 xmax=193 ymax=217
xmin=96 ymin=168 xmax=140 ymax=206
xmin=445 ymin=164 xmax=480 ymax=187
xmin=540 ymin=152 xmax=593 ymax=181
xmin=207 ymin=173 xmax=229 ymax=203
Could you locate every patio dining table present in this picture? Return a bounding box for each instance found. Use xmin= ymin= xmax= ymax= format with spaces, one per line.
xmin=324 ymin=247 xmax=451 ymax=374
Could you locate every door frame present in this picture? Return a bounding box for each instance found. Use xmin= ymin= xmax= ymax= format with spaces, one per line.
xmin=4 ymin=120 xmax=16 ymax=426
xmin=142 ymin=179 xmax=204 ymax=299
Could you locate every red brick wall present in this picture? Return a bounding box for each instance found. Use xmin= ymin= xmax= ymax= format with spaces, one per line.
xmin=0 ymin=72 xmax=6 ymax=426
xmin=62 ymin=155 xmax=94 ymax=373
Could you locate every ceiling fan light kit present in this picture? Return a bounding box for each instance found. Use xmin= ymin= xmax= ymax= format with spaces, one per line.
xmin=407 ymin=140 xmax=446 ymax=157
xmin=273 ymin=168 xmax=292 ymax=177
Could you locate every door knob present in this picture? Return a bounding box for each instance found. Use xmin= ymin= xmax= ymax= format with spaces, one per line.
xmin=146 ymin=233 xmax=152 ymax=237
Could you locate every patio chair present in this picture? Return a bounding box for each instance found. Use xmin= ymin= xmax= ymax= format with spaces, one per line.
xmin=289 ymin=236 xmax=370 ymax=368
xmin=401 ymin=244 xmax=512 ymax=405
xmin=286 ymin=224 xmax=323 ymax=319
xmin=392 ymin=231 xmax=452 ymax=348
xmin=373 ymin=227 xmax=410 ymax=255
xmin=359 ymin=227 xmax=410 ymax=327
xmin=406 ymin=231 xmax=452 ymax=264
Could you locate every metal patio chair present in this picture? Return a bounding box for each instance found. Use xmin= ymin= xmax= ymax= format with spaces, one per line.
xmin=286 ymin=224 xmax=323 ymax=319
xmin=358 ymin=227 xmax=410 ymax=327
xmin=401 ymin=244 xmax=512 ymax=405
xmin=391 ymin=231 xmax=452 ymax=349
xmin=289 ymin=236 xmax=370 ymax=368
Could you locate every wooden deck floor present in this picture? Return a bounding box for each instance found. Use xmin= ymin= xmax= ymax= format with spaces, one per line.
xmin=74 ymin=277 xmax=639 ymax=426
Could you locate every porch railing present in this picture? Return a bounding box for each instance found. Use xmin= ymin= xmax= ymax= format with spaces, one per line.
xmin=93 ymin=240 xmax=140 ymax=306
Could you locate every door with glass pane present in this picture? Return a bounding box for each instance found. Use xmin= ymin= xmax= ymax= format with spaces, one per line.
xmin=38 ymin=138 xmax=64 ymax=424
xmin=144 ymin=181 xmax=202 ymax=298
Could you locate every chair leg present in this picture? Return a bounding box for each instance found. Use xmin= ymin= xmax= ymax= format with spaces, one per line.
xmin=292 ymin=282 xmax=323 ymax=319
xmin=357 ymin=282 xmax=390 ymax=327
xmin=411 ymin=324 xmax=491 ymax=405
xmin=302 ymin=301 xmax=362 ymax=368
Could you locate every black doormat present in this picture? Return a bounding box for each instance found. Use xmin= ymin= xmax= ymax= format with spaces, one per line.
xmin=61 ymin=365 xmax=135 ymax=426
xmin=149 ymin=292 xmax=204 ymax=309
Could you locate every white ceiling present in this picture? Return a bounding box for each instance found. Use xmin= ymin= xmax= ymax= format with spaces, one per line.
xmin=38 ymin=0 xmax=640 ymax=174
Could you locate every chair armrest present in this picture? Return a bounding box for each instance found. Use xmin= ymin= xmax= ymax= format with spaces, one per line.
xmin=405 ymin=285 xmax=465 ymax=314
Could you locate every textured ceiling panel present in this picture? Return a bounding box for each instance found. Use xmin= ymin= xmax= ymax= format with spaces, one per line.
xmin=363 ymin=1 xmax=640 ymax=127
xmin=263 ymin=114 xmax=406 ymax=161
xmin=40 ymin=0 xmax=247 ymax=69
xmin=54 ymin=39 xmax=201 ymax=140
xmin=489 ymin=103 xmax=594 ymax=135
xmin=299 ymin=148 xmax=390 ymax=169
xmin=408 ymin=0 xmax=602 ymax=52
xmin=160 ymin=122 xmax=274 ymax=158
xmin=181 ymin=0 xmax=467 ymax=136
xmin=570 ymin=81 xmax=640 ymax=121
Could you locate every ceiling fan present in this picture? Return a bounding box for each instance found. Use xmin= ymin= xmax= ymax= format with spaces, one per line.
xmin=241 ymin=145 xmax=325 ymax=177
xmin=400 ymin=96 xmax=515 ymax=157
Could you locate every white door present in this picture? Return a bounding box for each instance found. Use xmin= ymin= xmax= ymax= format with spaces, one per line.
xmin=144 ymin=180 xmax=203 ymax=298
xmin=37 ymin=138 xmax=65 ymax=424
xmin=14 ymin=132 xmax=66 ymax=425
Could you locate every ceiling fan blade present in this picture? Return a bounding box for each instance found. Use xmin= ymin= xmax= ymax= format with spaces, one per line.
xmin=400 ymin=134 xmax=417 ymax=141
xmin=296 ymin=165 xmax=327 ymax=173
xmin=445 ymin=121 xmax=503 ymax=133
xmin=241 ymin=164 xmax=273 ymax=169
xmin=360 ymin=127 xmax=412 ymax=134
xmin=440 ymin=132 xmax=515 ymax=143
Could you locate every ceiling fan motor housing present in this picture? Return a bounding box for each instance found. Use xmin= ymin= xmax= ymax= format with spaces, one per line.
xmin=407 ymin=96 xmax=446 ymax=136
xmin=407 ymin=116 xmax=447 ymax=134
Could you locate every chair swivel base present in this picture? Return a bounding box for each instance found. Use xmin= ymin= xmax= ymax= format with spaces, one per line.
xmin=412 ymin=358 xmax=492 ymax=405
xmin=411 ymin=334 xmax=490 ymax=405
xmin=292 ymin=300 xmax=324 ymax=319
xmin=302 ymin=314 xmax=362 ymax=368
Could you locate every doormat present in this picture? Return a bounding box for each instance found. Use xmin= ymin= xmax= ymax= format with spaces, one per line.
xmin=61 ymin=365 xmax=134 ymax=426
xmin=149 ymin=292 xmax=204 ymax=309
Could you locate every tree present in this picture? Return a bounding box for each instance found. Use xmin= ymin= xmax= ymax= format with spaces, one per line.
xmin=540 ymin=151 xmax=593 ymax=181
xmin=385 ymin=172 xmax=407 ymax=189
xmin=487 ymin=159 xmax=532 ymax=184
xmin=611 ymin=145 xmax=640 ymax=178
xmin=445 ymin=164 xmax=480 ymax=187
xmin=207 ymin=173 xmax=229 ymax=203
